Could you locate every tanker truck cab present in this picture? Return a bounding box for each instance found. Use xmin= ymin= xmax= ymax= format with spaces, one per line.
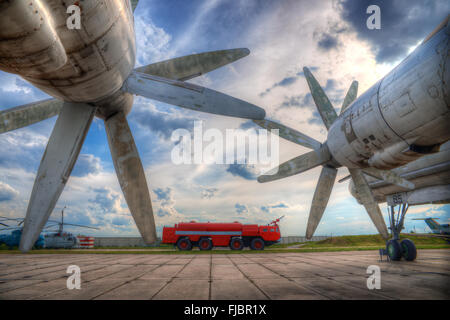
xmin=258 ymin=224 xmax=281 ymax=244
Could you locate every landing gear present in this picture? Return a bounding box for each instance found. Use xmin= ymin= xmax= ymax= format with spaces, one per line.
xmin=386 ymin=203 xmax=417 ymax=261
xmin=400 ymin=239 xmax=417 ymax=261
xmin=386 ymin=240 xmax=402 ymax=261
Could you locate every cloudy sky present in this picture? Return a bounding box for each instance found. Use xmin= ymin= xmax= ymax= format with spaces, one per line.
xmin=0 ymin=0 xmax=449 ymax=238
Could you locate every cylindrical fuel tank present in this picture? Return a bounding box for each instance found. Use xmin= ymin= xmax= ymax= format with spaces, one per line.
xmin=0 ymin=0 xmax=136 ymax=103
xmin=0 ymin=0 xmax=68 ymax=76
xmin=327 ymin=21 xmax=450 ymax=170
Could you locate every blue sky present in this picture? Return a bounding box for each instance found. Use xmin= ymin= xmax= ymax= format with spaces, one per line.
xmin=0 ymin=0 xmax=449 ymax=237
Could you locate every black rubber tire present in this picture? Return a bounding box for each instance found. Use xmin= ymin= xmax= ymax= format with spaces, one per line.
xmin=177 ymin=238 xmax=192 ymax=251
xmin=198 ymin=238 xmax=213 ymax=251
xmin=386 ymin=240 xmax=402 ymax=261
xmin=229 ymin=237 xmax=244 ymax=250
xmin=401 ymin=239 xmax=417 ymax=261
xmin=250 ymin=238 xmax=265 ymax=250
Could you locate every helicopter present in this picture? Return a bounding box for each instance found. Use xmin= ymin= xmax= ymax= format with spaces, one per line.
xmin=0 ymin=206 xmax=99 ymax=249
xmin=0 ymin=217 xmax=45 ymax=249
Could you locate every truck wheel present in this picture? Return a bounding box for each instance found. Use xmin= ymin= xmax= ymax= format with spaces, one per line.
xmin=229 ymin=238 xmax=244 ymax=250
xmin=177 ymin=238 xmax=192 ymax=251
xmin=250 ymin=238 xmax=265 ymax=250
xmin=198 ymin=238 xmax=213 ymax=250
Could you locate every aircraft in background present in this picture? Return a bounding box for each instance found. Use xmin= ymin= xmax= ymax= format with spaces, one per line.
xmin=254 ymin=16 xmax=449 ymax=261
xmin=0 ymin=0 xmax=265 ymax=252
xmin=412 ymin=218 xmax=450 ymax=236
xmin=0 ymin=217 xmax=45 ymax=249
xmin=0 ymin=208 xmax=99 ymax=249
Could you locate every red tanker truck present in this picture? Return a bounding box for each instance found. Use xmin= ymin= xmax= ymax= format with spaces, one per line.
xmin=162 ymin=216 xmax=283 ymax=251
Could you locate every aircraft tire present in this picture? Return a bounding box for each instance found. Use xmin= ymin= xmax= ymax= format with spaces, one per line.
xmin=400 ymin=239 xmax=417 ymax=261
xmin=386 ymin=240 xmax=402 ymax=261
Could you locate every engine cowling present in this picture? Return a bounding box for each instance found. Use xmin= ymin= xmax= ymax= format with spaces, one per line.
xmin=0 ymin=0 xmax=67 ymax=77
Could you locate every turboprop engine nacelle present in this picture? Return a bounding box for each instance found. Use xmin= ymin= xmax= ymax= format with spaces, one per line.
xmin=0 ymin=0 xmax=68 ymax=77
xmin=327 ymin=21 xmax=450 ymax=171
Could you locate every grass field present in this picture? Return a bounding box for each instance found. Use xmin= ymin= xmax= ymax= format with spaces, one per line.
xmin=270 ymin=234 xmax=449 ymax=248
xmin=1 ymin=234 xmax=448 ymax=254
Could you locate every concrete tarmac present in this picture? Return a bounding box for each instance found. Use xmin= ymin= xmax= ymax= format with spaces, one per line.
xmin=0 ymin=249 xmax=449 ymax=300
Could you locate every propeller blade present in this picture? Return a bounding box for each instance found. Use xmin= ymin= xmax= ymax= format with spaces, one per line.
xmin=362 ymin=167 xmax=415 ymax=190
xmin=105 ymin=112 xmax=157 ymax=244
xmin=258 ymin=145 xmax=332 ymax=183
xmin=340 ymin=81 xmax=358 ymax=115
xmin=135 ymin=48 xmax=250 ymax=82
xmin=253 ymin=119 xmax=321 ymax=150
xmin=0 ymin=99 xmax=62 ymax=134
xmin=123 ymin=71 xmax=266 ymax=120
xmin=349 ymin=168 xmax=389 ymax=239
xmin=338 ymin=174 xmax=351 ymax=183
xmin=306 ymin=166 xmax=337 ymax=239
xmin=303 ymin=67 xmax=337 ymax=130
xmin=131 ymin=0 xmax=139 ymax=12
xmin=19 ymin=102 xmax=96 ymax=252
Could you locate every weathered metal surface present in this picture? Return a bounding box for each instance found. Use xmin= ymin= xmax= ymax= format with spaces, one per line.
xmin=253 ymin=119 xmax=322 ymax=150
xmin=303 ymin=67 xmax=338 ymax=130
xmin=385 ymin=185 xmax=450 ymax=206
xmin=340 ymin=81 xmax=358 ymax=115
xmin=362 ymin=167 xmax=415 ymax=190
xmin=135 ymin=49 xmax=250 ymax=81
xmin=19 ymin=102 xmax=96 ymax=252
xmin=104 ymin=112 xmax=157 ymax=244
xmin=258 ymin=145 xmax=332 ymax=183
xmin=0 ymin=0 xmax=68 ymax=76
xmin=0 ymin=99 xmax=62 ymax=134
xmin=327 ymin=22 xmax=450 ymax=170
xmin=349 ymin=168 xmax=389 ymax=239
xmin=94 ymin=90 xmax=134 ymax=120
xmin=350 ymin=141 xmax=450 ymax=204
xmin=123 ymin=71 xmax=266 ymax=120
xmin=306 ymin=166 xmax=337 ymax=239
xmin=0 ymin=0 xmax=137 ymax=103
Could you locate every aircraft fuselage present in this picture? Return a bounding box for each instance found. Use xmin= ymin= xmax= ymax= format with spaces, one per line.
xmin=349 ymin=141 xmax=450 ymax=205
xmin=327 ymin=21 xmax=450 ymax=170
xmin=0 ymin=0 xmax=136 ymax=119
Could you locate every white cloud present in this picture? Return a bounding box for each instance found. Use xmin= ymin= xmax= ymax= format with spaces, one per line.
xmin=134 ymin=15 xmax=173 ymax=66
xmin=0 ymin=182 xmax=18 ymax=202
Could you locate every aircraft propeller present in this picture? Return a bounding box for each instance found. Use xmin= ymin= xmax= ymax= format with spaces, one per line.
xmin=0 ymin=29 xmax=265 ymax=251
xmin=253 ymin=67 xmax=417 ymax=240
